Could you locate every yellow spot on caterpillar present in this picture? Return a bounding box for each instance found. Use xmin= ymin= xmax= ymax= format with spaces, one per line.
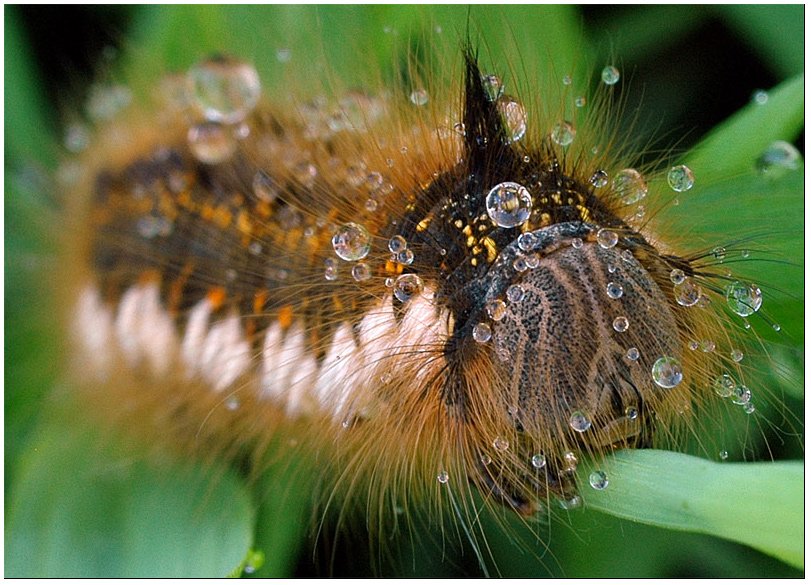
xmin=482 ymin=236 xmax=497 ymax=262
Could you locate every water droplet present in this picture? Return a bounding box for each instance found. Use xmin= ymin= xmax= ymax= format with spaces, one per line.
xmin=479 ymin=453 xmax=492 ymax=466
xmin=719 ymin=450 xmax=729 ymax=460
xmin=473 ymin=322 xmax=492 ymax=343
xmin=275 ymin=47 xmax=292 ymax=63
xmin=607 ymin=263 xmax=617 ymax=274
xmin=388 ymin=235 xmax=407 ymax=254
xmin=517 ymin=232 xmax=538 ymax=251
xmin=571 ymin=238 xmax=583 ymax=249
xmin=741 ymin=249 xmax=750 ymax=259
xmin=601 ymin=65 xmax=620 ymax=85
xmin=559 ymin=495 xmax=583 ymax=510
xmin=626 ymin=347 xmax=640 ymax=361
xmin=563 ymin=451 xmax=578 ymax=471
xmin=525 ymin=254 xmax=540 ymax=269
xmin=730 ymin=349 xmax=744 ymax=362
xmin=249 ymin=242 xmax=262 ymax=255
xmin=324 ymin=258 xmax=338 ymax=281
xmin=485 ymin=181 xmax=532 ymax=228
xmin=726 ymin=281 xmax=763 ymax=316
xmin=744 ymin=403 xmax=756 ymax=414
xmin=550 ymin=121 xmax=576 ymax=146
xmin=485 ymin=299 xmax=507 ymax=322
xmin=453 ymin=122 xmax=466 ymax=136
xmin=332 ymin=223 xmax=371 ymax=261
xmin=493 ymin=436 xmax=509 ymax=452
xmin=531 ymin=454 xmax=547 ymax=469
xmin=575 ymin=95 xmax=587 ymax=108
xmin=352 ymin=263 xmax=371 ymax=281
xmin=589 ymin=470 xmax=609 ymax=490
xmin=437 ymin=470 xmax=449 ymax=484
xmin=606 ymin=282 xmax=624 ymax=299
xmin=562 ymin=74 xmax=573 ymax=86
xmin=613 ymin=169 xmax=648 ymax=204
xmin=396 ymin=249 xmax=415 ymax=265
xmin=625 ymin=405 xmax=639 ymax=420
xmin=590 ymin=170 xmax=609 ymax=188
xmin=772 ymin=323 xmax=782 ymax=332
xmin=252 ymin=171 xmax=279 ymax=203
xmin=481 ymin=74 xmax=504 ymax=101
xmin=188 ymin=121 xmax=238 ymax=164
xmin=731 ymin=384 xmax=752 ymax=405
xmin=757 ymin=140 xmax=802 ymax=175
xmin=651 ymin=356 xmax=683 ymax=388
xmin=712 ymin=246 xmax=727 ymax=261
xmin=136 ymin=215 xmax=173 ymax=239
xmin=669 ymin=268 xmax=685 ymax=285
xmin=393 ymin=273 xmax=424 ymax=303
xmin=506 ymin=284 xmax=525 ymax=303
xmin=713 ymin=373 xmax=736 ymax=398
xmin=597 ymin=228 xmax=619 ymax=249
xmin=409 ymin=88 xmax=429 ymax=106
xmin=674 ymin=278 xmax=702 ymax=307
xmin=688 ymin=340 xmax=700 ymax=351
xmin=497 ymin=96 xmax=527 ymax=142
xmin=700 ymin=339 xmax=716 ymax=353
xmin=64 ymin=123 xmax=90 ymax=153
xmin=613 ymin=316 xmax=629 ymax=332
xmin=621 ymin=249 xmax=634 ymax=263
xmin=364 ymin=198 xmax=378 ymax=212
xmin=752 ymin=89 xmax=769 ymax=105
xmin=666 ymin=165 xmax=695 ymax=192
xmin=512 ymin=256 xmax=529 ymax=272
xmin=187 ymin=56 xmax=261 ymax=124
xmin=569 ymin=411 xmax=591 ymax=433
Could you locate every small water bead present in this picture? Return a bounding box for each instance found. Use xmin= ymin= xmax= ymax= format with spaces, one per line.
xmin=571 ymin=238 xmax=584 ymax=249
xmin=674 ymin=278 xmax=702 ymax=307
xmin=563 ymin=451 xmax=578 ymax=472
xmin=396 ymin=249 xmax=415 ymax=265
xmin=506 ymin=284 xmax=525 ymax=303
xmin=188 ymin=121 xmax=238 ymax=164
xmin=332 ymin=223 xmax=371 ymax=261
xmin=513 ymin=256 xmax=529 ymax=272
xmin=575 ymin=96 xmax=587 ymax=108
xmin=667 ymin=165 xmax=695 ymax=192
xmin=472 ymin=322 xmax=493 ymax=344
xmin=741 ymin=249 xmax=750 ymax=259
xmin=525 ymin=254 xmax=540 ymax=269
xmin=437 ymin=470 xmax=449 ymax=484
xmin=531 ymin=454 xmax=547 ymax=469
xmin=700 ymin=340 xmax=716 ymax=353
xmin=187 ymin=56 xmax=261 ymax=125
xmin=670 ymin=268 xmax=686 ymax=285
xmin=136 ymin=215 xmax=173 ymax=239
xmin=393 ymin=273 xmax=424 ymax=302
xmin=612 ymin=316 xmax=629 ymax=333
xmin=497 ymin=96 xmax=527 ymax=142
xmin=757 ymin=140 xmax=802 ymax=175
xmin=730 ymin=349 xmax=744 ymax=362
xmin=626 ymin=347 xmax=640 ymax=362
xmin=712 ymin=246 xmax=727 ymax=261
xmin=607 ymin=263 xmax=617 ymax=274
xmin=364 ymin=198 xmax=378 ymax=212
xmin=485 ymin=181 xmax=532 ymax=228
xmin=550 ymin=121 xmax=576 ymax=146
xmin=713 ymin=374 xmax=736 ymax=398
xmin=569 ymin=411 xmax=591 ymax=433
xmin=744 ymin=403 xmax=756 ymax=415
xmin=324 ymin=258 xmax=338 ymax=281
xmin=485 ymin=299 xmax=507 ymax=322
xmin=590 ymin=170 xmax=609 ymax=188
xmin=606 ymin=282 xmax=624 ymax=299
xmin=388 ymin=235 xmax=407 ymax=254
xmin=481 ymin=74 xmax=504 ymax=101
xmin=651 ymin=356 xmax=683 ymax=388
xmin=351 ymin=263 xmax=371 ymax=282
xmin=559 ymin=496 xmax=583 ymax=510
xmin=252 ymin=171 xmax=279 ymax=203
xmin=772 ymin=323 xmax=782 ymax=332
xmin=731 ymin=385 xmax=752 ymax=405
xmin=409 ymin=88 xmax=429 ymax=106
xmin=719 ymin=450 xmax=729 ymax=460
xmin=562 ymin=74 xmax=573 ymax=86
xmin=597 ymin=228 xmax=619 ymax=249
xmin=493 ymin=437 xmax=509 ymax=452
xmin=64 ymin=124 xmax=90 ymax=153
xmin=726 ymin=281 xmax=763 ymax=316
xmin=621 ymin=249 xmax=634 ymax=263
xmin=517 ymin=231 xmax=538 ymax=251
xmin=688 ymin=340 xmax=700 ymax=351
xmin=248 ymin=242 xmax=262 ymax=256
xmin=453 ymin=122 xmax=466 ymax=136
xmin=589 ymin=470 xmax=609 ymax=490
xmin=601 ymin=65 xmax=620 ymax=85
xmin=612 ymin=169 xmax=648 ymax=205
xmin=752 ymin=89 xmax=769 ymax=105
xmin=625 ymin=405 xmax=639 ymax=420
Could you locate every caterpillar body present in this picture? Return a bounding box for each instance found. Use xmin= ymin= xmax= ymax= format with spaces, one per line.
xmin=8 ymin=6 xmax=803 ymax=578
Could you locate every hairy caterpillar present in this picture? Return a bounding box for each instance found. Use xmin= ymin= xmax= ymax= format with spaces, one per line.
xmin=6 ymin=5 xmax=804 ymax=580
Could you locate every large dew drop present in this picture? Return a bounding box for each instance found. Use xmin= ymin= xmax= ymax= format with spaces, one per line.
xmin=569 ymin=411 xmax=591 ymax=433
xmin=667 ymin=165 xmax=695 ymax=192
xmin=486 ymin=182 xmax=532 ymax=228
xmin=601 ymin=65 xmax=620 ymax=85
xmin=497 ymin=96 xmax=527 ymax=142
xmin=674 ymin=278 xmax=702 ymax=307
xmin=188 ymin=121 xmax=237 ymax=164
xmin=651 ymin=356 xmax=683 ymax=388
xmin=756 ymin=140 xmax=802 ymax=176
xmin=550 ymin=121 xmax=576 ymax=146
xmin=393 ymin=274 xmax=424 ymax=303
xmin=612 ymin=169 xmax=648 ymax=204
xmin=332 ymin=223 xmax=371 ymax=261
xmin=725 ymin=281 xmax=763 ymax=316
xmin=188 ymin=56 xmax=261 ymax=125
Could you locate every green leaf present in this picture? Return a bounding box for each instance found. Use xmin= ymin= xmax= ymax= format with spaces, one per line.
xmin=684 ymin=74 xmax=803 ymax=184
xmin=6 ymin=423 xmax=255 ymax=577
xmin=578 ymin=450 xmax=803 ymax=569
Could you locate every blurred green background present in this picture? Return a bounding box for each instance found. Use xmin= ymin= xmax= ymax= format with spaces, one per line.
xmin=5 ymin=5 xmax=803 ymax=578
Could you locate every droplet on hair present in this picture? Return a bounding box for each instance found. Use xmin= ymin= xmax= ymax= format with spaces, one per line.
xmin=601 ymin=65 xmax=620 ymax=85
xmin=651 ymin=356 xmax=683 ymax=388
xmin=332 ymin=223 xmax=371 ymax=261
xmin=188 ymin=56 xmax=261 ymax=124
xmin=486 ymin=182 xmax=532 ymax=228
xmin=589 ymin=470 xmax=609 ymax=490
xmin=667 ymin=165 xmax=695 ymax=192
